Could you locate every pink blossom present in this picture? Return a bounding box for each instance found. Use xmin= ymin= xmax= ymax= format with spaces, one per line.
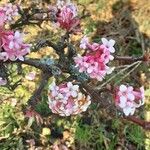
xmin=115 ymin=85 xmax=145 ymax=116
xmin=0 ymin=77 xmax=7 ymax=85
xmin=56 ymin=3 xmax=80 ymax=33
xmin=8 ymin=31 xmax=23 ymax=49
xmin=0 ymin=3 xmax=18 ymax=22
xmin=56 ymin=0 xmax=65 ymax=9
xmin=48 ymin=81 xmax=91 ymax=116
xmin=0 ymin=4 xmax=26 ymax=62
xmin=0 ymin=29 xmax=30 ymax=61
xmin=87 ymin=43 xmax=100 ymax=51
xmin=74 ymin=37 xmax=115 ymax=81
xmin=80 ymin=36 xmax=89 ymax=49
xmin=0 ymin=10 xmax=5 ymax=27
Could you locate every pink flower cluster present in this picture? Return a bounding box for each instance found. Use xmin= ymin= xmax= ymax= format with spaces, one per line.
xmin=56 ymin=2 xmax=80 ymax=33
xmin=48 ymin=81 xmax=91 ymax=116
xmin=0 ymin=3 xmax=18 ymax=22
xmin=115 ymin=85 xmax=145 ymax=116
xmin=0 ymin=10 xmax=30 ymax=61
xmin=74 ymin=37 xmax=115 ymax=81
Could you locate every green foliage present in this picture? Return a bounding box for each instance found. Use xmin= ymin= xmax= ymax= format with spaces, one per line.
xmin=0 ymin=103 xmax=24 ymax=140
xmin=128 ymin=40 xmax=143 ymax=56
xmin=124 ymin=124 xmax=145 ymax=149
xmin=75 ymin=116 xmax=118 ymax=150
xmin=75 ymin=125 xmax=92 ymax=142
xmin=35 ymin=93 xmax=51 ymax=116
xmin=84 ymin=18 xmax=98 ymax=34
xmin=0 ymin=136 xmax=24 ymax=150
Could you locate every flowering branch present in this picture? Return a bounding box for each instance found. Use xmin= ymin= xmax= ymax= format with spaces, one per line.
xmin=0 ymin=1 xmax=149 ymax=130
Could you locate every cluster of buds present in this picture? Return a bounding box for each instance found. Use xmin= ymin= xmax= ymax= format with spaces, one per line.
xmin=48 ymin=81 xmax=91 ymax=116
xmin=0 ymin=10 xmax=30 ymax=61
xmin=0 ymin=3 xmax=18 ymax=22
xmin=74 ymin=37 xmax=115 ymax=81
xmin=56 ymin=3 xmax=81 ymax=34
xmin=114 ymin=85 xmax=145 ymax=116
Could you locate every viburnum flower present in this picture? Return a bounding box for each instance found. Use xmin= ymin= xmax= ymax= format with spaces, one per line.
xmin=80 ymin=36 xmax=89 ymax=49
xmin=48 ymin=81 xmax=91 ymax=116
xmin=56 ymin=2 xmax=80 ymax=33
xmin=0 ymin=10 xmax=5 ymax=27
xmin=114 ymin=85 xmax=145 ymax=116
xmin=8 ymin=31 xmax=23 ymax=49
xmin=0 ymin=23 xmax=30 ymax=61
xmin=101 ymin=38 xmax=115 ymax=53
xmin=0 ymin=77 xmax=7 ymax=86
xmin=0 ymin=3 xmax=18 ymax=22
xmin=0 ymin=31 xmax=30 ymax=61
xmin=56 ymin=0 xmax=65 ymax=9
xmin=74 ymin=37 xmax=115 ymax=81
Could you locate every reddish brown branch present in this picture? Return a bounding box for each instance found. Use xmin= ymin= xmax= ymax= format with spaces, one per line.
xmin=114 ymin=55 xmax=144 ymax=61
xmin=124 ymin=116 xmax=150 ymax=130
xmin=114 ymin=54 xmax=150 ymax=62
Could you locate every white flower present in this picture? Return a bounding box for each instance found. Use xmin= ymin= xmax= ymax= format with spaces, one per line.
xmin=101 ymin=38 xmax=115 ymax=53
xmin=67 ymin=82 xmax=79 ymax=97
xmin=49 ymin=82 xmax=59 ymax=97
xmin=8 ymin=31 xmax=23 ymax=49
xmin=119 ymin=96 xmax=127 ymax=108
xmin=119 ymin=84 xmax=127 ymax=92
xmin=57 ymin=0 xmax=65 ymax=9
xmin=127 ymin=93 xmax=135 ymax=101
xmin=123 ymin=107 xmax=135 ymax=116
xmin=80 ymin=36 xmax=89 ymax=49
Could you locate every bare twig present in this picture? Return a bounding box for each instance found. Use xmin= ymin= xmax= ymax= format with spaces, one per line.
xmin=114 ymin=55 xmax=144 ymax=61
xmin=124 ymin=116 xmax=150 ymax=130
xmin=115 ymin=61 xmax=142 ymax=84
xmin=95 ymin=61 xmax=141 ymax=90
